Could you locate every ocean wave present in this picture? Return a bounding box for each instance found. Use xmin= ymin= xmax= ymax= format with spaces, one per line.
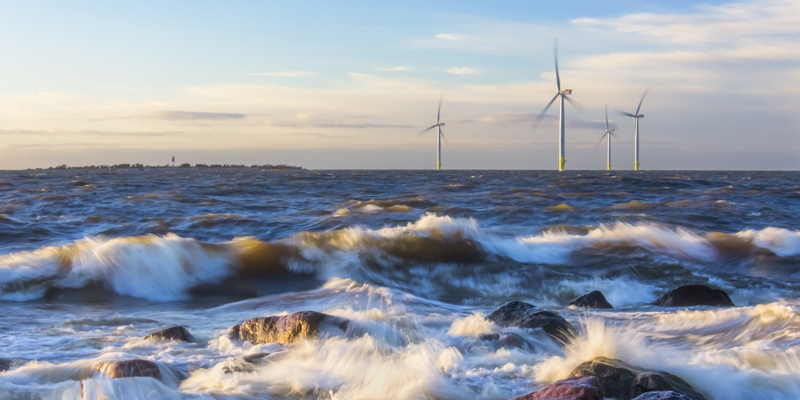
xmin=1 ymin=214 xmax=799 ymax=302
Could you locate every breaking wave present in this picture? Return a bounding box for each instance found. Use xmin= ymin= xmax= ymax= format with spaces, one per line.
xmin=1 ymin=214 xmax=798 ymax=302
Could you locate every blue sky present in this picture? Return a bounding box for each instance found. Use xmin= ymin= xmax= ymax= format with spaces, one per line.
xmin=0 ymin=0 xmax=797 ymax=169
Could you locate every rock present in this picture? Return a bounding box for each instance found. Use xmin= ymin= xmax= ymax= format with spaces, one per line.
xmin=569 ymin=291 xmax=613 ymax=309
xmin=478 ymin=332 xmax=531 ymax=350
xmin=144 ymin=326 xmax=193 ymax=342
xmin=513 ymin=376 xmax=603 ymax=400
xmin=230 ymin=311 xmax=349 ymax=345
xmin=486 ymin=301 xmax=575 ymax=342
xmin=222 ymin=353 xmax=272 ymax=374
xmin=569 ymin=357 xmax=706 ymax=400
xmin=633 ymin=391 xmax=692 ymax=400
xmin=0 ymin=357 xmax=12 ymax=371
xmin=92 ymin=360 xmax=162 ymax=380
xmin=653 ymin=285 xmax=734 ymax=307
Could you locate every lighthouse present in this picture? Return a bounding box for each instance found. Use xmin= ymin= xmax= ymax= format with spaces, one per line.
xmin=171 ymin=156 xmax=176 ymax=167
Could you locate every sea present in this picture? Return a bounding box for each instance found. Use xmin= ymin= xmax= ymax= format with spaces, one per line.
xmin=0 ymin=168 xmax=799 ymax=400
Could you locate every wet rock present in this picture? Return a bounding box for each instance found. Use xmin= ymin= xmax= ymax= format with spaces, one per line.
xmin=230 ymin=311 xmax=349 ymax=345
xmin=569 ymin=357 xmax=706 ymax=400
xmin=0 ymin=357 xmax=12 ymax=371
xmin=92 ymin=360 xmax=162 ymax=380
xmin=144 ymin=326 xmax=193 ymax=342
xmin=653 ymin=285 xmax=734 ymax=307
xmin=222 ymin=353 xmax=272 ymax=374
xmin=569 ymin=291 xmax=613 ymax=309
xmin=478 ymin=332 xmax=530 ymax=350
xmin=633 ymin=391 xmax=692 ymax=400
xmin=513 ymin=376 xmax=603 ymax=400
xmin=486 ymin=301 xmax=575 ymax=342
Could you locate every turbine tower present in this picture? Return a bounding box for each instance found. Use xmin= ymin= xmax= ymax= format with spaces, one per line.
xmin=618 ymin=88 xmax=649 ymax=171
xmin=598 ymin=105 xmax=616 ymax=170
xmin=534 ymin=38 xmax=579 ymax=171
xmin=420 ymin=95 xmax=447 ymax=170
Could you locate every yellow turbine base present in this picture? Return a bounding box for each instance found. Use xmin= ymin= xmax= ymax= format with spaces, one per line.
xmin=437 ymin=162 xmax=441 ymax=171
xmin=635 ymin=161 xmax=640 ymax=171
xmin=607 ymin=163 xmax=611 ymax=171
xmin=559 ymin=157 xmax=566 ymax=171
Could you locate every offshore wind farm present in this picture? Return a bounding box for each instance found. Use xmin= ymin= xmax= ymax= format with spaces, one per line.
xmin=0 ymin=2 xmax=798 ymax=400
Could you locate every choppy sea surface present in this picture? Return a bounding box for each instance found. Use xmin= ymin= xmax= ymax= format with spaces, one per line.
xmin=1 ymin=169 xmax=799 ymax=400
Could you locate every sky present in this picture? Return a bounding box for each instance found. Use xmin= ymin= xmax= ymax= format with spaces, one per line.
xmin=0 ymin=0 xmax=797 ymax=170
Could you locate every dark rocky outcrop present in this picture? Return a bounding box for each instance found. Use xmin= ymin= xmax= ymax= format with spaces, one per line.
xmin=92 ymin=360 xmax=162 ymax=380
xmin=653 ymin=285 xmax=734 ymax=307
xmin=569 ymin=357 xmax=705 ymax=400
xmin=230 ymin=311 xmax=349 ymax=345
xmin=633 ymin=391 xmax=692 ymax=400
xmin=144 ymin=326 xmax=193 ymax=342
xmin=569 ymin=291 xmax=613 ymax=309
xmin=0 ymin=357 xmax=12 ymax=371
xmin=478 ymin=332 xmax=531 ymax=350
xmin=513 ymin=376 xmax=603 ymax=400
xmin=486 ymin=301 xmax=575 ymax=342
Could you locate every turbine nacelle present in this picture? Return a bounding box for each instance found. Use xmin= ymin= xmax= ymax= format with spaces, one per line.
xmin=560 ymin=89 xmax=572 ymax=95
xmin=439 ymin=123 xmax=445 ymax=126
xmin=637 ymin=114 xmax=644 ymax=118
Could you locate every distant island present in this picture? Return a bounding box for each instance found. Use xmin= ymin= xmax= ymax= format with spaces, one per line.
xmin=32 ymin=164 xmax=303 ymax=171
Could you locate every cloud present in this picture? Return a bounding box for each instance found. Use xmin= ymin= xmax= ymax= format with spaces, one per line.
xmin=0 ymin=129 xmax=186 ymax=137
xmin=249 ymin=71 xmax=314 ymax=77
xmin=434 ymin=33 xmax=467 ymax=41
xmin=446 ymin=67 xmax=478 ymax=75
xmin=572 ymin=0 xmax=800 ymax=44
xmin=375 ymin=66 xmax=410 ymax=71
xmin=456 ymin=113 xmax=613 ymax=130
xmin=155 ymin=111 xmax=246 ymax=120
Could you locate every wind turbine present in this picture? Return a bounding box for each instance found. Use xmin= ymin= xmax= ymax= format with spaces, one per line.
xmin=618 ymin=87 xmax=649 ymax=171
xmin=420 ymin=95 xmax=447 ymax=170
xmin=597 ymin=105 xmax=616 ymax=170
xmin=534 ymin=38 xmax=579 ymax=171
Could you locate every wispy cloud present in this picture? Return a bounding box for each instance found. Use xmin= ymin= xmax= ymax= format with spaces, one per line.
xmin=155 ymin=111 xmax=246 ymax=120
xmin=375 ymin=66 xmax=410 ymax=71
xmin=435 ymin=33 xmax=467 ymax=41
xmin=446 ymin=67 xmax=478 ymax=75
xmin=249 ymin=71 xmax=314 ymax=77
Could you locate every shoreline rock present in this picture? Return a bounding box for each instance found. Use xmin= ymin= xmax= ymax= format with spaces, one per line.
xmin=512 ymin=376 xmax=603 ymax=400
xmin=569 ymin=291 xmax=614 ymax=309
xmin=230 ymin=311 xmax=350 ymax=345
xmin=92 ymin=360 xmax=162 ymax=380
xmin=0 ymin=358 xmax=12 ymax=371
xmin=569 ymin=357 xmax=706 ymax=400
xmin=633 ymin=392 xmax=692 ymax=400
xmin=486 ymin=301 xmax=575 ymax=343
xmin=653 ymin=285 xmax=734 ymax=307
xmin=144 ymin=326 xmax=193 ymax=342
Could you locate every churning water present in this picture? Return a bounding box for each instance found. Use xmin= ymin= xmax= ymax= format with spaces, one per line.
xmin=0 ymin=169 xmax=799 ymax=399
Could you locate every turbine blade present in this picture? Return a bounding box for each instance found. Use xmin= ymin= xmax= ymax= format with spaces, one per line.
xmin=616 ymin=109 xmax=636 ymax=118
xmin=437 ymin=93 xmax=443 ymax=124
xmin=635 ymin=86 xmax=650 ymax=115
xmin=609 ymin=131 xmax=617 ymax=138
xmin=554 ymin=37 xmax=561 ymax=92
xmin=605 ymin=104 xmax=609 ymax=131
xmin=440 ymin=129 xmax=450 ymax=146
xmin=419 ymin=125 xmax=438 ymax=135
xmin=563 ymin=94 xmax=583 ymax=112
xmin=533 ymin=93 xmax=560 ymax=130
xmin=594 ymin=132 xmax=608 ymax=149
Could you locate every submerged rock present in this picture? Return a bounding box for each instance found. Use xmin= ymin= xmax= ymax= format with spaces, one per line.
xmin=478 ymin=332 xmax=531 ymax=350
xmin=486 ymin=301 xmax=575 ymax=342
xmin=653 ymin=285 xmax=734 ymax=307
xmin=230 ymin=311 xmax=350 ymax=345
xmin=633 ymin=391 xmax=692 ymax=400
xmin=569 ymin=357 xmax=706 ymax=400
xmin=222 ymin=352 xmax=273 ymax=374
xmin=513 ymin=376 xmax=603 ymax=400
xmin=144 ymin=326 xmax=193 ymax=342
xmin=0 ymin=357 xmax=12 ymax=371
xmin=92 ymin=360 xmax=162 ymax=380
xmin=569 ymin=291 xmax=614 ymax=309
